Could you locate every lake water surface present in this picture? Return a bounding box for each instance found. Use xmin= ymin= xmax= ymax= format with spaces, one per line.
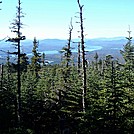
xmin=42 ymin=45 xmax=102 ymax=55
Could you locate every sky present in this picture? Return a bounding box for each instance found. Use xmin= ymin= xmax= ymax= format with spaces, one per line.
xmin=0 ymin=0 xmax=134 ymax=40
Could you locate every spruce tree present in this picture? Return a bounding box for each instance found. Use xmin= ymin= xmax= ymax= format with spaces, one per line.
xmin=20 ymin=53 xmax=29 ymax=72
xmin=120 ymin=28 xmax=134 ymax=132
xmin=120 ymin=28 xmax=134 ymax=85
xmin=31 ymin=37 xmax=41 ymax=78
xmin=102 ymin=59 xmax=131 ymax=133
xmin=6 ymin=0 xmax=26 ymax=126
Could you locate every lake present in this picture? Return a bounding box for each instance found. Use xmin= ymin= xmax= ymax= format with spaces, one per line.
xmin=40 ymin=45 xmax=102 ymax=55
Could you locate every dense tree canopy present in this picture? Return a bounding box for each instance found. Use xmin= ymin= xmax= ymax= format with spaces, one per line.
xmin=0 ymin=0 xmax=134 ymax=134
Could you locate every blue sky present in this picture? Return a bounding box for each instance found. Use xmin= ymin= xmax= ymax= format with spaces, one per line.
xmin=0 ymin=0 xmax=134 ymax=39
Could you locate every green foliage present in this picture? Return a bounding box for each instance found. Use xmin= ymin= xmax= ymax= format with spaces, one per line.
xmin=31 ymin=37 xmax=41 ymax=77
xmin=1 ymin=0 xmax=134 ymax=132
xmin=1 ymin=52 xmax=134 ymax=133
xmin=1 ymin=27 xmax=134 ymax=134
xmin=20 ymin=53 xmax=29 ymax=72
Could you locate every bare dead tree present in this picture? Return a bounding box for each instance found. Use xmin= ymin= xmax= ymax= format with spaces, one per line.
xmin=77 ymin=0 xmax=87 ymax=112
xmin=61 ymin=18 xmax=73 ymax=68
xmin=66 ymin=18 xmax=73 ymax=67
xmin=77 ymin=42 xmax=81 ymax=74
xmin=68 ymin=18 xmax=73 ymax=50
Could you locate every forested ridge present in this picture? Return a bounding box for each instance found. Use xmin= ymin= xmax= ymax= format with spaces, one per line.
xmin=0 ymin=0 xmax=134 ymax=134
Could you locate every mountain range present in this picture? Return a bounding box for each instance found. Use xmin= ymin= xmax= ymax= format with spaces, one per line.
xmin=0 ymin=37 xmax=130 ymax=64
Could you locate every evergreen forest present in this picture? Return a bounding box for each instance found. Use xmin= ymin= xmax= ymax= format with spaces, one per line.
xmin=0 ymin=0 xmax=134 ymax=134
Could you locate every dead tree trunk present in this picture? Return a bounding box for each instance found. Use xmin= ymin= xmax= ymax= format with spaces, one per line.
xmin=77 ymin=0 xmax=87 ymax=112
xmin=66 ymin=18 xmax=73 ymax=68
xmin=77 ymin=42 xmax=81 ymax=74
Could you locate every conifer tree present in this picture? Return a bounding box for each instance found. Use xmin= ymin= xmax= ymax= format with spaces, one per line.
xmin=6 ymin=0 xmax=26 ymax=125
xmin=31 ymin=37 xmax=41 ymax=78
xmin=102 ymin=59 xmax=131 ymax=133
xmin=120 ymin=28 xmax=134 ymax=132
xmin=121 ymin=27 xmax=134 ymax=64
xmin=120 ymin=27 xmax=134 ymax=85
xmin=94 ymin=52 xmax=99 ymax=70
xmin=42 ymin=52 xmax=45 ymax=66
xmin=20 ymin=53 xmax=29 ymax=72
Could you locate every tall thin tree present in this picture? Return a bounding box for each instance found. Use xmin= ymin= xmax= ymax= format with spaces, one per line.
xmin=77 ymin=42 xmax=81 ymax=74
xmin=77 ymin=0 xmax=87 ymax=112
xmin=7 ymin=0 xmax=26 ymax=125
xmin=31 ymin=37 xmax=41 ymax=78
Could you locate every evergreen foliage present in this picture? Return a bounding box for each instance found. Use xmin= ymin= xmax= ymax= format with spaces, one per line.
xmin=31 ymin=37 xmax=41 ymax=78
xmin=1 ymin=1 xmax=134 ymax=134
xmin=1 ymin=35 xmax=134 ymax=133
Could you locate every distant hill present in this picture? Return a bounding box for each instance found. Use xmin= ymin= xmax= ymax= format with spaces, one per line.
xmin=0 ymin=37 xmax=130 ymax=64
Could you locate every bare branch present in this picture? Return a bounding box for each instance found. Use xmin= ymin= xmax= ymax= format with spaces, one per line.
xmin=77 ymin=0 xmax=81 ymax=8
xmin=77 ymin=0 xmax=84 ymax=8
xmin=69 ymin=17 xmax=73 ymax=31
